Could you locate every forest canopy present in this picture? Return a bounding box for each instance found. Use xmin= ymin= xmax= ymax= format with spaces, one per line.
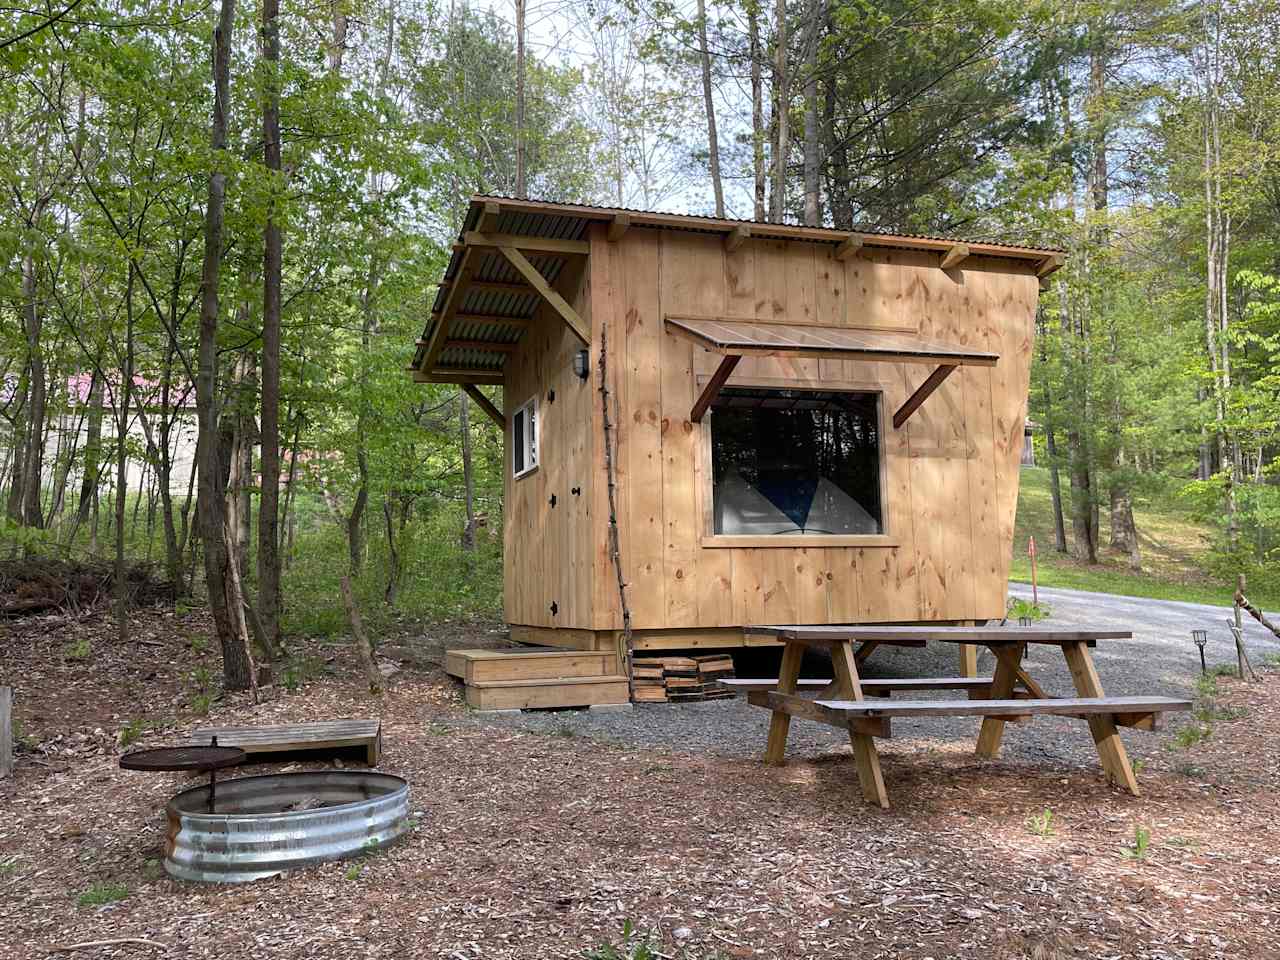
xmin=3 ymin=0 xmax=1279 ymax=686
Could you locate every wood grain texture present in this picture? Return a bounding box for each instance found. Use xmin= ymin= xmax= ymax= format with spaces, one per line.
xmin=498 ymin=229 xmax=1041 ymax=638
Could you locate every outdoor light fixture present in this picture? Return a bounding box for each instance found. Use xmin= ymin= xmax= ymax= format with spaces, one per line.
xmin=573 ymin=348 xmax=590 ymax=381
xmin=1192 ymin=629 xmax=1208 ymax=674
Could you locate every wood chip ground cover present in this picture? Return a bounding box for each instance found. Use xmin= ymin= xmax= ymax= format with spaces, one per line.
xmin=1 ymin=609 xmax=1277 ymax=959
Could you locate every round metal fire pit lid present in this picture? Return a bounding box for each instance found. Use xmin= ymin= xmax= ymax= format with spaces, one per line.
xmin=119 ymin=745 xmax=246 ymax=772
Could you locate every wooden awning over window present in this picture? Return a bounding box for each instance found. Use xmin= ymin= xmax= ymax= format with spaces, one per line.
xmin=663 ymin=316 xmax=999 ymax=430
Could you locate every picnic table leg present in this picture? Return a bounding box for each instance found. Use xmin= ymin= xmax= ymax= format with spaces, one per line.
xmin=975 ymin=643 xmax=1021 ymax=758
xmin=764 ymin=640 xmax=804 ymax=765
xmin=958 ymin=644 xmax=978 ymax=679
xmin=831 ymin=642 xmax=889 ymax=809
xmin=1062 ymin=641 xmax=1141 ymax=796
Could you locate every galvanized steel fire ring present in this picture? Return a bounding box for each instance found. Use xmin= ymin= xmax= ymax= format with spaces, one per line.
xmin=164 ymin=770 xmax=410 ymax=883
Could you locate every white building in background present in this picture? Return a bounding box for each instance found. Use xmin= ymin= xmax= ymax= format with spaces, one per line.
xmin=39 ymin=373 xmax=200 ymax=500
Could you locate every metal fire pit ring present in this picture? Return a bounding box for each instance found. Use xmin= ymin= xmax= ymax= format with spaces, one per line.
xmin=164 ymin=770 xmax=411 ymax=883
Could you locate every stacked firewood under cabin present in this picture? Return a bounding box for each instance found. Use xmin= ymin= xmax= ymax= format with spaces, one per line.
xmin=631 ymin=655 xmax=736 ymax=703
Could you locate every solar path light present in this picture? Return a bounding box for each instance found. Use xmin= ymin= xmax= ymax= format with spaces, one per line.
xmin=1192 ymin=629 xmax=1208 ymax=674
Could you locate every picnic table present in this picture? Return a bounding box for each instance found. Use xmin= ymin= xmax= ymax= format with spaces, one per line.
xmin=725 ymin=625 xmax=1192 ymax=809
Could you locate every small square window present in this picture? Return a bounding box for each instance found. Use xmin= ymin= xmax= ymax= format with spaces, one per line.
xmin=710 ymin=388 xmax=882 ymax=535
xmin=512 ymin=396 xmax=538 ymax=478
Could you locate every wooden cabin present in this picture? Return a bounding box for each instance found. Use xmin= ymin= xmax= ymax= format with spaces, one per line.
xmin=412 ymin=197 xmax=1062 ymax=708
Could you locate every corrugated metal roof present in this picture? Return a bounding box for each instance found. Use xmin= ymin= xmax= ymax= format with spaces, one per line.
xmin=413 ymin=195 xmax=1063 ymax=384
xmin=470 ymin=194 xmax=1066 ymax=253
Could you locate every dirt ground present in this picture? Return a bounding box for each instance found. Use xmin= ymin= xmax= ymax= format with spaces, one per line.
xmin=2 ymin=606 xmax=1278 ymax=960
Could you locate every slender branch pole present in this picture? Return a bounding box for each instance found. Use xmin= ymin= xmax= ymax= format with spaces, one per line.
xmin=598 ymin=325 xmax=633 ymax=698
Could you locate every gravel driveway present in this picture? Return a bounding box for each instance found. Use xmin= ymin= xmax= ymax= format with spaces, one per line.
xmin=461 ymin=585 xmax=1280 ymax=774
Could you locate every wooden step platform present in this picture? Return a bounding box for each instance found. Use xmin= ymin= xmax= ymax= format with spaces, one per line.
xmin=445 ymin=647 xmax=617 ymax=684
xmin=445 ymin=647 xmax=628 ymax=709
xmin=190 ymin=720 xmax=381 ymax=765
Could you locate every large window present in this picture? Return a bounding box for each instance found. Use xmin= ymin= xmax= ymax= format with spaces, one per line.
xmin=709 ymin=388 xmax=882 ymax=536
xmin=512 ymin=396 xmax=538 ymax=478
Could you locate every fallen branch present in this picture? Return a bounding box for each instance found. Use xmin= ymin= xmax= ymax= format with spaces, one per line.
xmin=49 ymin=938 xmax=168 ymax=952
xmin=1235 ymin=590 xmax=1280 ymax=639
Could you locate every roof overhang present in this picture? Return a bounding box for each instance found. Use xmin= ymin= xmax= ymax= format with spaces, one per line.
xmin=409 ymin=196 xmax=1061 ymax=389
xmin=664 ymin=316 xmax=999 ymax=430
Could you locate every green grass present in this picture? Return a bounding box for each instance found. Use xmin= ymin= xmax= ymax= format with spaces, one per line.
xmin=1009 ymin=468 xmax=1280 ymax=609
xmin=77 ymin=882 xmax=129 ymax=907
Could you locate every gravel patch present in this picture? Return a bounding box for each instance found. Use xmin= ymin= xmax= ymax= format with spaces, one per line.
xmin=459 ymin=586 xmax=1280 ymax=776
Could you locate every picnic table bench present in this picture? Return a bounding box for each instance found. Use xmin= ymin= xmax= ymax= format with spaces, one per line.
xmin=732 ymin=625 xmax=1191 ymax=808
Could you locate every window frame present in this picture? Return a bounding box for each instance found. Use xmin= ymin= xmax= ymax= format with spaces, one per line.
xmin=511 ymin=395 xmax=539 ymax=480
xmin=696 ymin=378 xmax=897 ymax=548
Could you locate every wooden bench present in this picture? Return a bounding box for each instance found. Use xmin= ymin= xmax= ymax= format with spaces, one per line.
xmin=749 ymin=692 xmax=1191 ymax=736
xmin=189 ymin=720 xmax=382 ymax=766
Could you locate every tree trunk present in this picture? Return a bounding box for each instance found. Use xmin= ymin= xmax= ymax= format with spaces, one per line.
xmin=749 ymin=1 xmax=765 ymax=221
xmin=460 ymin=391 xmax=475 ymax=551
xmin=340 ymin=575 xmax=383 ymax=695
xmin=514 ymin=0 xmax=527 ymax=198
xmin=328 ymin=0 xmax=347 ymax=73
xmin=19 ymin=252 xmax=46 ymax=528
xmin=75 ymin=369 xmax=104 ymax=529
xmin=1109 ymin=484 xmax=1141 ymax=570
xmin=1201 ymin=3 xmax=1236 ymax=549
xmin=197 ymin=0 xmax=253 ymax=691
xmin=383 ymin=495 xmax=401 ymax=605
xmin=770 ymin=0 xmax=788 ymax=222
xmin=823 ymin=66 xmax=852 ymax=230
xmin=800 ymin=0 xmax=823 ymax=227
xmin=1046 ymin=427 xmax=1068 ymax=553
xmin=259 ymin=0 xmax=283 ymax=655
xmin=5 ymin=369 xmax=27 ymax=525
xmin=696 ymin=0 xmax=724 ymax=217
xmin=115 ymin=273 xmax=135 ymax=646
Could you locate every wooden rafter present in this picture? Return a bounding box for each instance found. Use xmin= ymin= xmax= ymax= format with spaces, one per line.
xmin=462 ymin=383 xmax=505 ymax=429
xmin=607 ymin=213 xmax=630 ymax=242
xmin=478 ymin=200 xmax=501 ymax=233
xmin=420 ymin=246 xmax=475 ymax=374
xmin=724 ymin=225 xmax=750 ymax=253
xmin=413 ymin=368 xmax=504 ymax=385
xmin=690 ymin=355 xmax=741 ymax=423
xmin=497 ymin=245 xmax=590 ymax=345
xmin=464 ymin=231 xmax=589 ymax=256
xmin=453 ymin=314 xmax=531 ymax=328
xmin=940 ymin=243 xmax=969 ymax=270
xmin=834 ymin=233 xmax=864 ymax=261
xmin=444 ymin=339 xmax=519 ymax=353
xmin=893 ymin=364 xmax=958 ymax=429
xmin=1037 ymin=253 xmax=1065 ymax=277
